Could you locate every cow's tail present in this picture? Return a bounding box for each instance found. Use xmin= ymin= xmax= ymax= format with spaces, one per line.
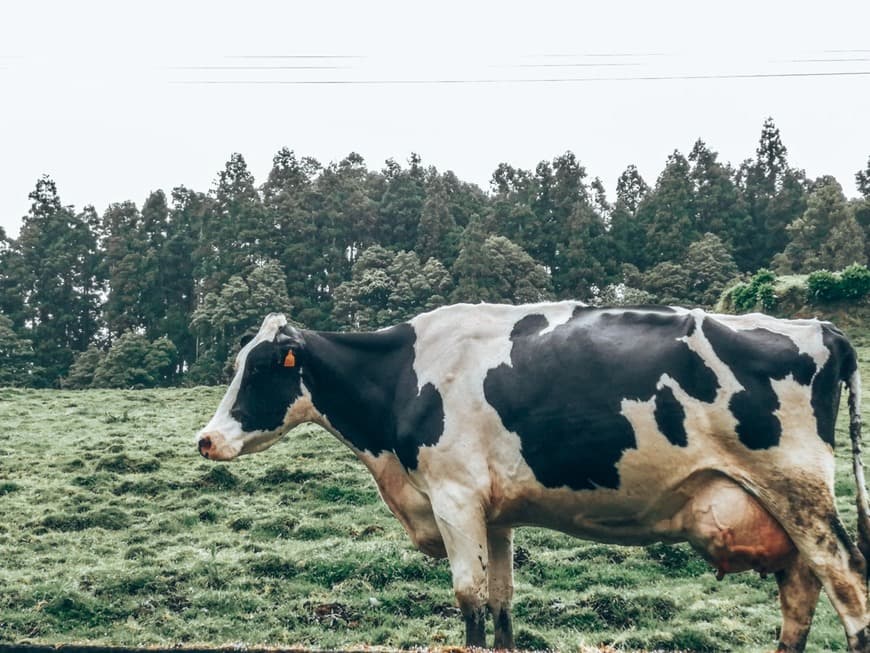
xmin=847 ymin=367 xmax=870 ymax=574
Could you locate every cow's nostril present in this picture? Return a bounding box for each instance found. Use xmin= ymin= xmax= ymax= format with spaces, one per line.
xmin=198 ymin=436 xmax=212 ymax=458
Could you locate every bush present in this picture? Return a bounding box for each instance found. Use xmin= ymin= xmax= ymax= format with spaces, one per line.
xmin=807 ymin=265 xmax=870 ymax=303
xmin=730 ymin=269 xmax=778 ymax=313
xmin=807 ymin=270 xmax=842 ymax=301
xmin=92 ymin=332 xmax=178 ymax=388
xmin=840 ymin=263 xmax=870 ymax=299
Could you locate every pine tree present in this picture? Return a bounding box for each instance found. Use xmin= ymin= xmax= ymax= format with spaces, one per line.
xmin=63 ymin=345 xmax=105 ymax=389
xmin=609 ymin=165 xmax=650 ymax=270
xmin=0 ymin=314 xmax=38 ymax=386
xmin=641 ymin=151 xmax=696 ymax=266
xmin=776 ymin=177 xmax=865 ymax=272
xmin=377 ymin=154 xmax=426 ymax=252
xmin=452 ymin=220 xmax=552 ymax=304
xmin=688 ymin=140 xmax=751 ymax=253
xmin=190 ymin=260 xmax=292 ymax=382
xmin=736 ymin=118 xmax=807 ymax=270
xmin=416 ymin=172 xmax=459 ymax=265
xmin=16 ymin=176 xmax=102 ymax=385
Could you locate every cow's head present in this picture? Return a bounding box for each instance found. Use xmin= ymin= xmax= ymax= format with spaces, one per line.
xmin=196 ymin=313 xmax=316 ymax=461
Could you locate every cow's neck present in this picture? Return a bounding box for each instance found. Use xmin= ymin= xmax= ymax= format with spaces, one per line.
xmin=300 ymin=324 xmax=417 ymax=460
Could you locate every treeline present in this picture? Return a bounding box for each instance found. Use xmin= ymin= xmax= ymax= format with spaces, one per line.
xmin=2 ymin=118 xmax=870 ymax=388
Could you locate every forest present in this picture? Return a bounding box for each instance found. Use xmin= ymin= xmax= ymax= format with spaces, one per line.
xmin=2 ymin=117 xmax=870 ymax=389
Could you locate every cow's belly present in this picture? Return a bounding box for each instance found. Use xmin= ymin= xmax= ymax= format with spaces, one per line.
xmin=495 ymin=469 xmax=796 ymax=577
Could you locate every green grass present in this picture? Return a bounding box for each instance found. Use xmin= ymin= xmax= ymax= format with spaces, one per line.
xmin=1 ymin=331 xmax=870 ymax=651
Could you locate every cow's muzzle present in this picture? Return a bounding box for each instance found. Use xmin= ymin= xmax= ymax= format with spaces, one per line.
xmin=197 ymin=431 xmax=239 ymax=461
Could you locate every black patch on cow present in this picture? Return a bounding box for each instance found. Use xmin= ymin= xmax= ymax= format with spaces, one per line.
xmin=483 ymin=309 xmax=719 ymax=491
xmin=811 ymin=323 xmax=857 ymax=446
xmin=654 ymin=386 xmax=688 ymax=447
xmin=300 ymin=324 xmax=444 ymax=470
xmin=231 ymin=339 xmax=304 ymax=432
xmin=701 ymin=319 xmax=818 ymax=450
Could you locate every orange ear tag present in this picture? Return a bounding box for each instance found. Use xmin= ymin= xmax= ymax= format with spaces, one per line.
xmin=283 ymin=351 xmax=296 ymax=368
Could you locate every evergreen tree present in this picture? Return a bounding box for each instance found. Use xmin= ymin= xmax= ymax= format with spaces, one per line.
xmin=306 ymin=152 xmax=380 ymax=329
xmin=332 ymin=247 xmax=451 ymax=330
xmin=452 ymin=220 xmax=552 ymax=304
xmin=0 ymin=227 xmax=27 ymax=328
xmin=102 ymin=200 xmax=149 ymax=336
xmin=199 ymin=153 xmax=269 ymax=295
xmin=736 ymin=118 xmax=807 ymax=270
xmin=554 ymin=202 xmax=614 ymax=299
xmin=416 ymin=172 xmax=459 ymax=265
xmin=263 ymin=150 xmax=325 ymax=329
xmin=139 ymin=190 xmax=169 ymax=338
xmin=63 ymin=345 xmax=105 ymax=389
xmin=0 ymin=314 xmax=38 ymax=386
xmin=609 ymin=165 xmax=650 ymax=269
xmin=775 ymin=177 xmax=865 ymax=272
xmin=190 ymin=260 xmax=292 ymax=382
xmin=92 ymin=332 xmax=177 ymax=389
xmin=640 ymin=151 xmax=696 ymax=266
xmin=688 ymin=140 xmax=750 ymax=252
xmin=377 ymin=154 xmax=426 ymax=252
xmin=162 ymin=186 xmax=210 ymax=374
xmin=16 ymin=177 xmax=102 ymax=385
xmin=857 ymin=156 xmax=870 ymax=198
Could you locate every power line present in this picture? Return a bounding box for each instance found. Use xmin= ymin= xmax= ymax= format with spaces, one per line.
xmin=169 ymin=65 xmax=353 ymax=70
xmin=225 ymin=55 xmax=365 ymax=60
xmin=172 ymin=70 xmax=870 ymax=86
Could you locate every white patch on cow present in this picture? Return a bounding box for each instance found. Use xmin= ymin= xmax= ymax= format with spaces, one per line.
xmin=409 ymin=303 xmax=553 ymax=505
xmin=716 ymin=312 xmax=830 ymax=370
xmin=537 ymin=300 xmax=585 ymax=335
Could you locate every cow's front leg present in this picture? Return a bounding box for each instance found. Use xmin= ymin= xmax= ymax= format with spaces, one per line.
xmin=488 ymin=527 xmax=515 ymax=649
xmin=775 ymin=555 xmax=821 ymax=652
xmin=430 ymin=491 xmax=489 ymax=648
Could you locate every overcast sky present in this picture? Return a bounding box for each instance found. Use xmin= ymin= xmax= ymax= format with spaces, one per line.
xmin=1 ymin=0 xmax=869 ymax=237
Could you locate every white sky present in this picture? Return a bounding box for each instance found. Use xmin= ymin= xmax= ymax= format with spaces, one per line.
xmin=1 ymin=0 xmax=869 ymax=238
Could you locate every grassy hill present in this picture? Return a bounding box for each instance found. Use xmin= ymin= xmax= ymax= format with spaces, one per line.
xmin=2 ymin=338 xmax=870 ymax=652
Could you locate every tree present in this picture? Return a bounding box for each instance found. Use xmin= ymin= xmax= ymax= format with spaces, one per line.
xmin=775 ymin=177 xmax=865 ymax=273
xmin=199 ymin=153 xmax=269 ymax=295
xmin=554 ymin=202 xmax=615 ymax=299
xmin=856 ymin=156 xmax=870 ymax=198
xmin=16 ymin=176 xmax=103 ymax=386
xmin=0 ymin=227 xmax=27 ymax=328
xmin=609 ymin=165 xmax=650 ymax=269
xmin=63 ymin=345 xmax=104 ymax=389
xmin=682 ymin=233 xmax=740 ymax=305
xmin=736 ymin=118 xmax=807 ymax=270
xmin=688 ymin=140 xmax=750 ymax=253
xmin=638 ymin=233 xmax=738 ymax=306
xmin=0 ymin=314 xmax=38 ymax=386
xmin=416 ymin=172 xmax=459 ymax=265
xmin=91 ymin=332 xmax=178 ymax=389
xmin=377 ymin=154 xmax=426 ymax=252
xmin=452 ymin=221 xmax=552 ymax=304
xmin=332 ymin=247 xmax=452 ymax=330
xmin=190 ymin=260 xmax=292 ymax=382
xmin=640 ymin=151 xmax=696 ymax=266
xmin=160 ymin=186 xmax=210 ymax=374
xmin=102 ymin=200 xmax=149 ymax=337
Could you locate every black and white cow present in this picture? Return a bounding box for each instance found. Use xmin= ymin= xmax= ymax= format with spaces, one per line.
xmin=197 ymin=302 xmax=870 ymax=652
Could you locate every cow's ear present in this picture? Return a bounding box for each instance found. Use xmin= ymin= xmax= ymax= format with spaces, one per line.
xmin=239 ymin=330 xmax=257 ymax=348
xmin=275 ymin=326 xmax=304 ymax=368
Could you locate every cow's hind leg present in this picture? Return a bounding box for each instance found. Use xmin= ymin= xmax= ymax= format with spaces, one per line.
xmin=752 ymin=477 xmax=870 ymax=652
xmin=775 ymin=555 xmax=822 ymax=652
xmin=487 ymin=527 xmax=515 ymax=649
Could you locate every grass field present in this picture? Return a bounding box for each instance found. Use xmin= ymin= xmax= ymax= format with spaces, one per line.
xmin=2 ymin=329 xmax=870 ymax=651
